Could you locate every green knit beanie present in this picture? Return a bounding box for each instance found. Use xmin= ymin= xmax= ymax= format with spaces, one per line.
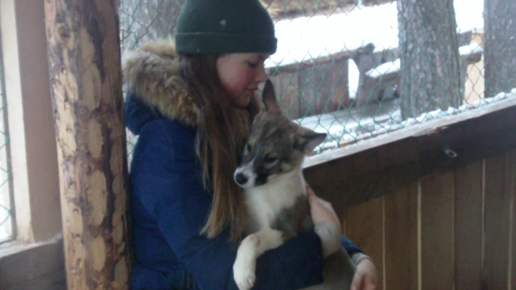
xmin=175 ymin=0 xmax=277 ymax=55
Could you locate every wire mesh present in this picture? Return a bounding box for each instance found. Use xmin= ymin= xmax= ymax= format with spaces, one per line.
xmin=120 ymin=0 xmax=516 ymax=156
xmin=0 ymin=41 xmax=14 ymax=242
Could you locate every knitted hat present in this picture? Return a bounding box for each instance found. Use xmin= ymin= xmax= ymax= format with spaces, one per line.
xmin=175 ymin=0 xmax=277 ymax=55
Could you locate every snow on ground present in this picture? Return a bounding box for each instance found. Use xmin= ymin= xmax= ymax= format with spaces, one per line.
xmin=366 ymin=59 xmax=401 ymax=78
xmin=365 ymin=43 xmax=483 ymax=78
xmin=459 ymin=42 xmax=484 ymax=55
xmin=265 ymin=2 xmax=400 ymax=69
xmin=267 ymin=0 xmax=484 ymax=68
xmin=266 ymin=0 xmax=485 ymax=98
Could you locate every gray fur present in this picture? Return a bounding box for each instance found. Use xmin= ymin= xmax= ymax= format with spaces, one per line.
xmin=237 ymin=80 xmax=356 ymax=290
xmin=271 ymin=195 xmax=313 ymax=240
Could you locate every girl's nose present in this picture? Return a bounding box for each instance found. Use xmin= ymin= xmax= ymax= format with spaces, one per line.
xmin=255 ymin=63 xmax=268 ymax=83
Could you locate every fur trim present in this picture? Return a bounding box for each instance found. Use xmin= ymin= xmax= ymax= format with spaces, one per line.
xmin=122 ymin=39 xmax=200 ymax=126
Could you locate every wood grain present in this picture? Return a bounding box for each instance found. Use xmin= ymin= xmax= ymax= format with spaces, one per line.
xmin=345 ymin=196 xmax=384 ymax=290
xmin=384 ymin=183 xmax=418 ymax=290
xmin=454 ymin=161 xmax=483 ymax=290
xmin=420 ymin=172 xmax=454 ymax=290
xmin=482 ymin=152 xmax=513 ymax=289
xmin=44 ymin=0 xmax=132 ymax=289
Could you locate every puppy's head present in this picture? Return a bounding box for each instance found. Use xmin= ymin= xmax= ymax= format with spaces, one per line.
xmin=234 ymin=80 xmax=326 ymax=188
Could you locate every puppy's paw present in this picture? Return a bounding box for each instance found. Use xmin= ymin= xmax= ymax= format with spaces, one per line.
xmin=233 ymin=256 xmax=256 ymax=290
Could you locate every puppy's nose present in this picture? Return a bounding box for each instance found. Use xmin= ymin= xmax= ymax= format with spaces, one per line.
xmin=235 ymin=173 xmax=248 ymax=185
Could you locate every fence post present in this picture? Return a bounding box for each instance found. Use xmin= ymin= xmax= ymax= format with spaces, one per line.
xmin=43 ymin=1 xmax=132 ymax=289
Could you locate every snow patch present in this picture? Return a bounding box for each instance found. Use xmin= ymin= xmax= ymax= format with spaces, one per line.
xmin=459 ymin=43 xmax=484 ymax=56
xmin=366 ymin=59 xmax=401 ymax=78
xmin=267 ymin=0 xmax=484 ymax=70
xmin=312 ymin=89 xmax=516 ymax=153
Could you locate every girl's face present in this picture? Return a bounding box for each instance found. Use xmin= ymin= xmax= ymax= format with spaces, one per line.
xmin=216 ymin=53 xmax=269 ymax=108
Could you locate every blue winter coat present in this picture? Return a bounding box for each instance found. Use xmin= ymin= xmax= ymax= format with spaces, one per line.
xmin=123 ymin=40 xmax=363 ymax=290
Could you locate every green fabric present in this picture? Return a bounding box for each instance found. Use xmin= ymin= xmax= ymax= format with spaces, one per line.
xmin=175 ymin=0 xmax=277 ymax=54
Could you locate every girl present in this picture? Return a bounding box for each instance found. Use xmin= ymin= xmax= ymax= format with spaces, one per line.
xmin=123 ymin=0 xmax=377 ymax=289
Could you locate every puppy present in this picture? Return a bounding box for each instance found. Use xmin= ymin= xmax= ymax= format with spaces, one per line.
xmin=233 ymin=80 xmax=356 ymax=290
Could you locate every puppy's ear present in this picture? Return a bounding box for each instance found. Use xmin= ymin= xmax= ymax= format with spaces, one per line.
xmin=262 ymin=80 xmax=281 ymax=113
xmin=295 ymin=127 xmax=327 ymax=154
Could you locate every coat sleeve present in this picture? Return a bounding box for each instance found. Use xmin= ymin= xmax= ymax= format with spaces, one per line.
xmin=342 ymin=236 xmax=363 ymax=256
xmin=134 ymin=121 xmax=326 ymax=290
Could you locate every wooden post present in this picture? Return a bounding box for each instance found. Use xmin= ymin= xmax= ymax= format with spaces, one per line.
xmin=44 ymin=1 xmax=132 ymax=289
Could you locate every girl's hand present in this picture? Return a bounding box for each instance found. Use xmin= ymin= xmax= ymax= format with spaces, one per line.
xmin=306 ymin=184 xmax=341 ymax=233
xmin=351 ymin=258 xmax=378 ymax=290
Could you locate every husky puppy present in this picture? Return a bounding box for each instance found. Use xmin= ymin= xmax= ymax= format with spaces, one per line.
xmin=233 ymin=80 xmax=356 ymax=290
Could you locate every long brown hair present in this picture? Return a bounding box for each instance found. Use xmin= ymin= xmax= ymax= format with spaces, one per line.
xmin=178 ymin=54 xmax=260 ymax=241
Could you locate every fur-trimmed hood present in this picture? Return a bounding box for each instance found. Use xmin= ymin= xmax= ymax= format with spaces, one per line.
xmin=123 ymin=39 xmax=200 ymax=134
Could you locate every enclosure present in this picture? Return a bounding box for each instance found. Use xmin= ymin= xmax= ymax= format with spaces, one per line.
xmin=0 ymin=0 xmax=515 ymax=289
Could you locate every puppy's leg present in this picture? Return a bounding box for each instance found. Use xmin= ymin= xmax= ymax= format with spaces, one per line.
xmin=233 ymin=227 xmax=284 ymax=290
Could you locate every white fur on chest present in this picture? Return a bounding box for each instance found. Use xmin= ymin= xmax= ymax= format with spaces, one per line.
xmin=243 ymin=169 xmax=306 ymax=233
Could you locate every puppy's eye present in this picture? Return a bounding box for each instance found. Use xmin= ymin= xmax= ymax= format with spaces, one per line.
xmin=245 ymin=143 xmax=252 ymax=154
xmin=264 ymin=155 xmax=278 ymax=164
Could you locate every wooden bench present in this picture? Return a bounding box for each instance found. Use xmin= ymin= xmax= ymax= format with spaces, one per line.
xmin=352 ymin=31 xmax=483 ymax=106
xmin=356 ymin=42 xmax=483 ymax=106
xmin=268 ymin=50 xmax=356 ymax=119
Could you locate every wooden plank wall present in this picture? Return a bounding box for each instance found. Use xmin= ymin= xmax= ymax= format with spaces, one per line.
xmin=269 ymin=57 xmax=350 ymax=119
xmin=341 ymin=149 xmax=516 ymax=290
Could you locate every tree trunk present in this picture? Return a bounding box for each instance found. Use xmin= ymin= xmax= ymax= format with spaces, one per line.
xmin=397 ymin=0 xmax=461 ymax=120
xmin=44 ymin=1 xmax=132 ymax=289
xmin=484 ymin=0 xmax=516 ymax=98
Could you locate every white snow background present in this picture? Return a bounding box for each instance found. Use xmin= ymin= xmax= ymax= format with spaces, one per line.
xmin=265 ymin=0 xmax=485 ymax=99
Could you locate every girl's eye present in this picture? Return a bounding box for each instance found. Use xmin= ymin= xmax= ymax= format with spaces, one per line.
xmin=247 ymin=61 xmax=258 ymax=68
xmin=264 ymin=155 xmax=278 ymax=164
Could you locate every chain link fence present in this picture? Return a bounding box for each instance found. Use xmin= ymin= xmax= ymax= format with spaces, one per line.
xmin=120 ymin=0 xmax=516 ymax=156
xmin=0 ymin=0 xmax=508 ymax=245
xmin=0 ymin=45 xmax=14 ymax=242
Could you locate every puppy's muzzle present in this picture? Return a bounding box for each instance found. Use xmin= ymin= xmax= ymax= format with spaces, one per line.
xmin=235 ymin=173 xmax=248 ymax=186
xmin=234 ymin=165 xmax=257 ymax=188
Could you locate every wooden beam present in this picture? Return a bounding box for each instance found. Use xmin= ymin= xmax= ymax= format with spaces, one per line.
xmin=0 ymin=235 xmax=65 ymax=290
xmin=269 ymin=49 xmax=356 ymax=74
xmin=303 ymin=100 xmax=516 ymax=213
xmin=44 ymin=0 xmax=132 ymax=289
xmin=1 ymin=0 xmax=63 ymax=243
